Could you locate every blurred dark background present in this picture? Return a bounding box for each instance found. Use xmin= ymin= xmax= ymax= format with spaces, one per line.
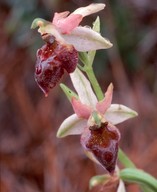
xmin=0 ymin=0 xmax=157 ymax=192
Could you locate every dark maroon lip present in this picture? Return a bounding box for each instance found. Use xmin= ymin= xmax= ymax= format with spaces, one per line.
xmin=35 ymin=40 xmax=78 ymax=96
xmin=81 ymin=122 xmax=120 ymax=174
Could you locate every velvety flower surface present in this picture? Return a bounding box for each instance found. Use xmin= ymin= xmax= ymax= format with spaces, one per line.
xmin=81 ymin=122 xmax=120 ymax=173
xmin=57 ymin=68 xmax=138 ymax=173
xmin=35 ymin=40 xmax=78 ymax=96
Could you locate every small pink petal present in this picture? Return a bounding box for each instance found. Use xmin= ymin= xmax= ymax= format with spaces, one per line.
xmin=53 ymin=13 xmax=83 ymax=34
xmin=53 ymin=11 xmax=70 ymax=22
xmin=71 ymin=97 xmax=92 ymax=119
xmin=96 ymin=83 xmax=113 ymax=114
xmin=52 ymin=3 xmax=105 ymax=34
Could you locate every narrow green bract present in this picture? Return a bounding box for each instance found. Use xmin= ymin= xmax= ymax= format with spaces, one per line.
xmin=120 ymin=168 xmax=157 ymax=191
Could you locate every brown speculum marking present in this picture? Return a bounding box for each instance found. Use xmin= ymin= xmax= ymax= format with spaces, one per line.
xmin=81 ymin=122 xmax=120 ymax=173
xmin=35 ymin=40 xmax=78 ymax=96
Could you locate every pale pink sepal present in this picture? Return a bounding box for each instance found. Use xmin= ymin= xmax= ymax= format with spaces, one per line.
xmin=105 ymin=104 xmax=138 ymax=125
xmin=53 ymin=12 xmax=83 ymax=34
xmin=53 ymin=11 xmax=70 ymax=22
xmin=70 ymin=68 xmax=97 ymax=107
xmin=57 ymin=114 xmax=87 ymax=138
xmin=62 ymin=26 xmax=113 ymax=51
xmin=96 ymin=83 xmax=113 ymax=114
xmin=71 ymin=98 xmax=92 ymax=119
xmin=52 ymin=3 xmax=105 ymax=34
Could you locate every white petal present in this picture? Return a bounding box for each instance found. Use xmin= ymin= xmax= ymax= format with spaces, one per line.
xmin=70 ymin=68 xmax=97 ymax=107
xmin=105 ymin=104 xmax=138 ymax=125
xmin=62 ymin=26 xmax=113 ymax=51
xmin=57 ymin=114 xmax=87 ymax=138
xmin=117 ymin=180 xmax=126 ymax=192
xmin=73 ymin=3 xmax=105 ymax=17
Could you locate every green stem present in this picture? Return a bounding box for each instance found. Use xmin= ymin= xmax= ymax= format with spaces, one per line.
xmin=80 ymin=53 xmax=155 ymax=192
xmin=118 ymin=148 xmax=136 ymax=168
xmin=85 ymin=66 xmax=104 ymax=101
xmin=84 ymin=66 xmax=136 ymax=169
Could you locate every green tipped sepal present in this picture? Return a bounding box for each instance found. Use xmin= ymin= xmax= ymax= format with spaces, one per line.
xmin=31 ymin=18 xmax=50 ymax=29
xmin=60 ymin=83 xmax=78 ymax=102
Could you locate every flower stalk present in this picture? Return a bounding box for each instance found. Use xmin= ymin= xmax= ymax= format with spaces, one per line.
xmin=118 ymin=148 xmax=136 ymax=168
xmin=31 ymin=3 xmax=157 ymax=191
xmin=85 ymin=66 xmax=104 ymax=101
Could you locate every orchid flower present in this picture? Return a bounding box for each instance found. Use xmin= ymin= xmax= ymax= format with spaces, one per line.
xmin=57 ymin=68 xmax=138 ymax=174
xmin=31 ymin=3 xmax=112 ymax=51
xmin=31 ymin=4 xmax=113 ymax=96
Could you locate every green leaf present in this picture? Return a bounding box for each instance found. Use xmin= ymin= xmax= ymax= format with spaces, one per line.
xmin=60 ymin=83 xmax=78 ymax=102
xmin=120 ymin=168 xmax=157 ymax=192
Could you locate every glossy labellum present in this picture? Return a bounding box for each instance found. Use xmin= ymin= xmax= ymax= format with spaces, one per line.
xmin=81 ymin=122 xmax=120 ymax=174
xmin=35 ymin=40 xmax=78 ymax=96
